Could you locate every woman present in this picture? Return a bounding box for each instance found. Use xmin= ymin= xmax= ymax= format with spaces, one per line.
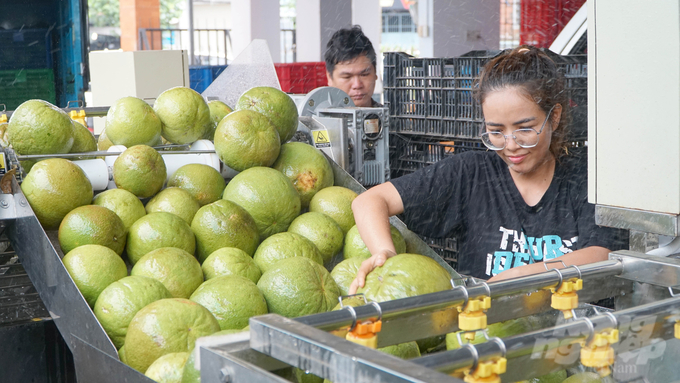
xmin=349 ymin=46 xmax=628 ymax=293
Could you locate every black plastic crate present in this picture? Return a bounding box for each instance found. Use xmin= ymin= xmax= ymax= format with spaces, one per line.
xmin=389 ymin=134 xmax=486 ymax=178
xmin=383 ymin=50 xmax=588 ymax=141
xmin=0 ymin=29 xmax=53 ymax=70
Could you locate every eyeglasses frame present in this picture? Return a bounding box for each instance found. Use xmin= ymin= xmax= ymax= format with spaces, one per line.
xmin=480 ymin=104 xmax=557 ymax=151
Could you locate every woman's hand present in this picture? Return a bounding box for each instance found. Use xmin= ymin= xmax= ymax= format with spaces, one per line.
xmin=348 ymin=249 xmax=397 ymax=294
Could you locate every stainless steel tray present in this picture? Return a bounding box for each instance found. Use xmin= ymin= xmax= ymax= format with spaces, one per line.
xmin=6 ymin=157 xmax=462 ymax=382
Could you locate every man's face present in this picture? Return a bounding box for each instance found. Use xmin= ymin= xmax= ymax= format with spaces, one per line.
xmin=327 ymin=54 xmax=377 ymax=107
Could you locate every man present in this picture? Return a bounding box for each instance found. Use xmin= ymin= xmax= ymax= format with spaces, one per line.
xmin=325 ymin=26 xmax=381 ymax=107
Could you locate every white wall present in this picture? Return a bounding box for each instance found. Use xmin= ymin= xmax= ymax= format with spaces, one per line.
xmin=192 ymin=3 xmax=231 ymax=29
xmin=296 ymin=0 xmax=352 ymax=62
xmin=419 ymin=0 xmax=500 ymax=57
xmin=231 ymin=0 xmax=281 ymax=63
xmin=352 ymin=0 xmax=382 ymax=93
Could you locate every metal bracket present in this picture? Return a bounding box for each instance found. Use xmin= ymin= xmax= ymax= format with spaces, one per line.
xmin=609 ymin=250 xmax=680 ymax=288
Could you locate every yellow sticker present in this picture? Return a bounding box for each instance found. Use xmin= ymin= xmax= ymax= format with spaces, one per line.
xmin=313 ymin=130 xmax=331 ymax=148
xmin=0 ymin=153 xmax=6 ymax=172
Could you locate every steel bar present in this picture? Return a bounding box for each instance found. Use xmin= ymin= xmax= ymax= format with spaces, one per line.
xmin=609 ymin=250 xmax=680 ymax=287
xmin=249 ymin=314 xmax=463 ymax=383
xmin=16 ymin=149 xmax=216 ymax=160
xmin=200 ymin=345 xmax=292 ymax=383
xmin=297 ymin=260 xmax=624 ymax=333
xmin=414 ymin=295 xmax=680 ymax=375
xmin=4 ymin=106 xmax=112 ymax=119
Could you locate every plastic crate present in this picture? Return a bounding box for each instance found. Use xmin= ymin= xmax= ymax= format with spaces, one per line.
xmin=389 ymin=133 xmax=486 ymax=178
xmin=383 ymin=50 xmax=588 ymax=141
xmin=0 ymin=29 xmax=53 ymax=70
xmin=0 ymin=69 xmax=56 ymax=110
xmin=520 ymin=0 xmax=586 ymax=48
xmin=189 ymin=65 xmax=229 ymax=94
xmin=275 ymin=62 xmax=327 ymax=94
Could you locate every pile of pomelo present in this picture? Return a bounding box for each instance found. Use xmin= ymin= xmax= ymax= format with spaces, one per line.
xmin=10 ymin=87 xmax=466 ymax=383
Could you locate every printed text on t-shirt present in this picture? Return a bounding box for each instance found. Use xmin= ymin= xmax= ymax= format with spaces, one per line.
xmin=485 ymin=226 xmax=577 ymax=276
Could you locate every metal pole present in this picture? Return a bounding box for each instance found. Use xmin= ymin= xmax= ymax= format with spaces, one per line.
xmin=188 ymin=0 xmax=195 ymax=65
xmin=415 ymin=295 xmax=680 ymax=374
xmin=296 ymin=260 xmax=624 ymax=331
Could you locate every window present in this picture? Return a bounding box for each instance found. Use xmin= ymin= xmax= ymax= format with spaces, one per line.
xmin=382 ymin=12 xmax=416 ymax=33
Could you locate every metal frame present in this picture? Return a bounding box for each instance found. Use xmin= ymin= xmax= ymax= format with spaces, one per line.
xmin=596 ymin=204 xmax=680 ymax=237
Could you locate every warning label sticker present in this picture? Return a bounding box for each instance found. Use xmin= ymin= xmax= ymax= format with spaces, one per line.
xmin=313 ymin=130 xmax=331 ymax=148
xmin=0 ymin=153 xmax=6 ymax=175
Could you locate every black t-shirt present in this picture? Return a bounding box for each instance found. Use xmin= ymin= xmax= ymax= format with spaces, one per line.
xmin=391 ymin=149 xmax=629 ymax=279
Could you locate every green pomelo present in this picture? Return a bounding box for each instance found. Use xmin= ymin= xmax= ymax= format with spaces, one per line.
xmin=20 ymin=159 xmax=37 ymax=174
xmin=331 ymin=296 xmax=367 ymax=311
xmin=446 ymin=318 xmax=534 ymax=350
xmin=253 ymin=232 xmax=323 ymax=273
xmin=343 ymin=224 xmax=406 ymax=260
xmin=379 ymin=341 xmax=421 ymax=360
xmin=8 ymin=99 xmax=74 ymax=154
xmin=131 ymin=247 xmax=203 ymax=299
xmin=415 ymin=335 xmax=446 ymax=355
xmin=0 ymin=122 xmax=9 ymax=147
xmin=295 ymin=369 xmax=324 ymax=383
xmin=214 ymin=109 xmax=280 ymax=172
xmin=21 ymin=158 xmax=93 ymax=229
xmin=236 ymin=86 xmax=299 ymax=143
xmin=69 ymin=121 xmax=97 ymax=153
xmin=190 ymin=275 xmax=268 ymax=330
xmin=273 ymin=142 xmax=334 ymax=208
xmin=126 ymin=212 xmax=196 ymax=265
xmin=113 ymin=144 xmax=167 ymax=198
xmin=330 ymin=257 xmax=366 ymax=296
xmin=62 ymin=244 xmax=127 ymax=307
xmin=146 ymin=187 xmax=200 ymax=225
xmin=168 ymin=163 xmax=226 ymax=206
xmin=257 ymin=257 xmax=340 ymax=318
xmin=205 ymin=100 xmax=233 ymax=140
xmin=202 ymin=247 xmax=262 ymax=283
xmin=288 ymin=212 xmax=343 ymax=264
xmin=106 ymin=97 xmax=162 ymax=147
xmin=560 ymin=372 xmax=602 ymax=383
xmin=124 ymin=298 xmax=220 ymax=373
xmin=58 ymin=205 xmax=127 ymax=255
xmin=93 ymin=189 xmax=146 ymax=232
xmin=191 ymin=199 xmax=260 ymax=262
xmin=97 ymin=129 xmax=114 ymax=151
xmin=223 ymin=167 xmax=301 ymax=239
xmin=119 ymin=345 xmax=127 ymax=364
xmin=357 ymin=253 xmax=451 ymax=302
xmin=94 ymin=275 xmax=172 ymax=349
xmin=520 ymin=370 xmax=568 ymax=383
xmin=308 ymin=186 xmax=357 ymax=235
xmin=144 ymin=352 xmax=190 ymax=382
xmin=154 ymin=87 xmax=212 ymax=144
xmin=181 ymin=328 xmax=248 ymax=383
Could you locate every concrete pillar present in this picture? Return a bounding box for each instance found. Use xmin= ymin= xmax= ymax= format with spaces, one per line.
xmin=296 ymin=0 xmax=352 ymax=62
xmin=231 ymin=0 xmax=281 ymax=63
xmin=352 ymin=0 xmax=382 ymax=93
xmin=418 ymin=0 xmax=500 ymax=57
xmin=119 ymin=0 xmax=161 ymax=51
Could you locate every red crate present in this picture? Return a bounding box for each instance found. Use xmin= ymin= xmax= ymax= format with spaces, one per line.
xmin=275 ymin=62 xmax=328 ymax=94
xmin=520 ymin=0 xmax=585 ymax=48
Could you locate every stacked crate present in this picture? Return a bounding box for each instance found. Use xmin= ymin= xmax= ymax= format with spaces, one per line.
xmin=383 ymin=50 xmax=588 ymax=269
xmin=0 ymin=29 xmax=56 ymax=110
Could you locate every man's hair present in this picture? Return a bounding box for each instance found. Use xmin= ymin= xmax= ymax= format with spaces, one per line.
xmin=325 ymin=25 xmax=377 ymax=76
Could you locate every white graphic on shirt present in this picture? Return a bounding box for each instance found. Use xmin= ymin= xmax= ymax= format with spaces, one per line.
xmin=488 ymin=226 xmax=577 ymax=277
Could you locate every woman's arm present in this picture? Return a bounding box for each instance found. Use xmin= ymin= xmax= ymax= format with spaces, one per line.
xmin=347 ymin=182 xmax=404 ymax=294
xmin=487 ymin=246 xmax=611 ymax=282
